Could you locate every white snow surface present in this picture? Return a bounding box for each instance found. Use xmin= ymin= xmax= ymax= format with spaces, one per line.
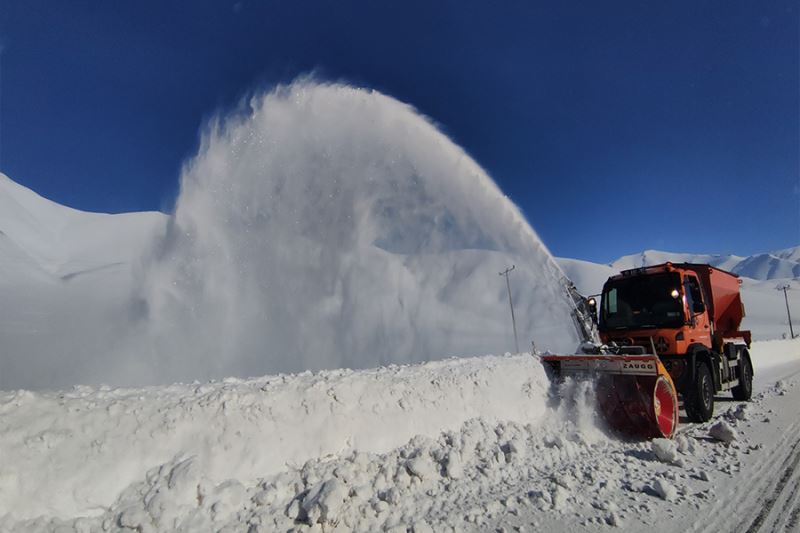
xmin=0 ymin=174 xmax=164 ymax=279
xmin=0 ymin=174 xmax=167 ymax=389
xmin=1 ymin=338 xmax=799 ymax=532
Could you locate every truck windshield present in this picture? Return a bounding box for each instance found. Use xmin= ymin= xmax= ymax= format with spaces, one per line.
xmin=599 ymin=272 xmax=684 ymax=331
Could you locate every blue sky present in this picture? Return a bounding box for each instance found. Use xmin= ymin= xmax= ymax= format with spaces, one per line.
xmin=0 ymin=0 xmax=797 ymax=263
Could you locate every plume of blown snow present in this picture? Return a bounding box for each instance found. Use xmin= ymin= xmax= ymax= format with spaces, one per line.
xmin=548 ymin=377 xmax=608 ymax=444
xmin=121 ymin=80 xmax=579 ymax=384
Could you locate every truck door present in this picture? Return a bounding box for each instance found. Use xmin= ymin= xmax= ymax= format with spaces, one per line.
xmin=684 ymin=275 xmax=712 ymax=349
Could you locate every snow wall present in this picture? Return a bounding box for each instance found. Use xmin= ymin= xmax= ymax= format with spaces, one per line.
xmin=124 ymin=80 xmax=580 ymax=384
xmin=0 ymin=354 xmax=551 ymax=522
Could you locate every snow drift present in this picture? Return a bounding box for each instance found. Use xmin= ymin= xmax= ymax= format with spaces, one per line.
xmin=0 ymin=174 xmax=166 ymax=390
xmin=129 ymin=80 xmax=580 ymax=383
xmin=0 ymin=354 xmax=552 ymax=522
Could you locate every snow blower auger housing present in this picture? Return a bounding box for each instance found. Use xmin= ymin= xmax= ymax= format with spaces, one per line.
xmin=544 ymin=262 xmax=753 ymax=439
xmin=542 ymin=347 xmax=679 ymax=439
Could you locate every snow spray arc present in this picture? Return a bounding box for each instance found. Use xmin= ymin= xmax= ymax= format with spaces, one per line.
xmin=134 ymin=80 xmax=581 ymax=383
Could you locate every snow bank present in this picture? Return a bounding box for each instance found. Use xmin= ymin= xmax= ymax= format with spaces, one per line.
xmin=0 ymin=354 xmax=550 ymax=522
xmin=749 ymin=336 xmax=800 ymax=389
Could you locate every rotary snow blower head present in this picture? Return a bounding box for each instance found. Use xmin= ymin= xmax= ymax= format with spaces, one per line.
xmin=541 ymin=345 xmax=679 ymax=439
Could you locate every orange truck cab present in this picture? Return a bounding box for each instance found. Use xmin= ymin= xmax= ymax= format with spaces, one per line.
xmin=597 ymin=262 xmax=753 ymax=422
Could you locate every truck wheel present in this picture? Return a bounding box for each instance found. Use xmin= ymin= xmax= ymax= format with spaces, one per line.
xmin=685 ymin=362 xmax=714 ymax=423
xmin=732 ymin=348 xmax=753 ymax=401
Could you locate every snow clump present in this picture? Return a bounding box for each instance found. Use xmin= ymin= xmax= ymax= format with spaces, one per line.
xmin=652 ymin=438 xmax=680 ymax=464
xmin=709 ymin=421 xmax=738 ymax=443
xmin=652 ymin=478 xmax=678 ymax=502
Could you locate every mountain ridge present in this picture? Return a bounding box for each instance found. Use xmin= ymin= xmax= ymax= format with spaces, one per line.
xmin=572 ymin=246 xmax=800 ymax=283
xmin=0 ymin=172 xmax=167 ymax=279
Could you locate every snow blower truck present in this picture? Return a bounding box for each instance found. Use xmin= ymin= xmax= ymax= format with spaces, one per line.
xmin=544 ymin=263 xmax=753 ymax=439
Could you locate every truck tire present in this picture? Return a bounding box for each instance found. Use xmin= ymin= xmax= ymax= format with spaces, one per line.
xmin=685 ymin=361 xmax=714 ymax=422
xmin=732 ymin=348 xmax=753 ymax=401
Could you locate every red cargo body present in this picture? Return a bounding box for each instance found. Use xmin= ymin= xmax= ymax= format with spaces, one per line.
xmin=678 ymin=264 xmax=751 ymax=346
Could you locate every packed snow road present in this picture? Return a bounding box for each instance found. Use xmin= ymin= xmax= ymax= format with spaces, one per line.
xmin=0 ymin=339 xmax=798 ymax=532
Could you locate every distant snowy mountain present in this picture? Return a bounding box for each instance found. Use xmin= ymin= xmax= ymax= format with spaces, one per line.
xmin=772 ymin=246 xmax=800 ymax=263
xmin=556 ymin=247 xmax=800 ymax=342
xmin=559 ymin=247 xmax=800 ymax=296
xmin=608 ymin=248 xmax=800 ymax=281
xmin=732 ymin=248 xmax=800 ymax=280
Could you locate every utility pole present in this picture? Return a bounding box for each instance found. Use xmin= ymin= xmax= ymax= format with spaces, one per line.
xmin=778 ymin=284 xmax=795 ymax=339
xmin=499 ymin=265 xmax=519 ymax=353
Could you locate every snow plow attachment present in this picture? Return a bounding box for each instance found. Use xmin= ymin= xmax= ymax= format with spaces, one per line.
xmin=541 ymin=353 xmax=679 ymax=439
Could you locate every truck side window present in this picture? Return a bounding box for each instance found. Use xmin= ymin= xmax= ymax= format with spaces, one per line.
xmin=607 ymin=288 xmax=617 ymax=313
xmin=685 ymin=276 xmax=704 ymax=312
